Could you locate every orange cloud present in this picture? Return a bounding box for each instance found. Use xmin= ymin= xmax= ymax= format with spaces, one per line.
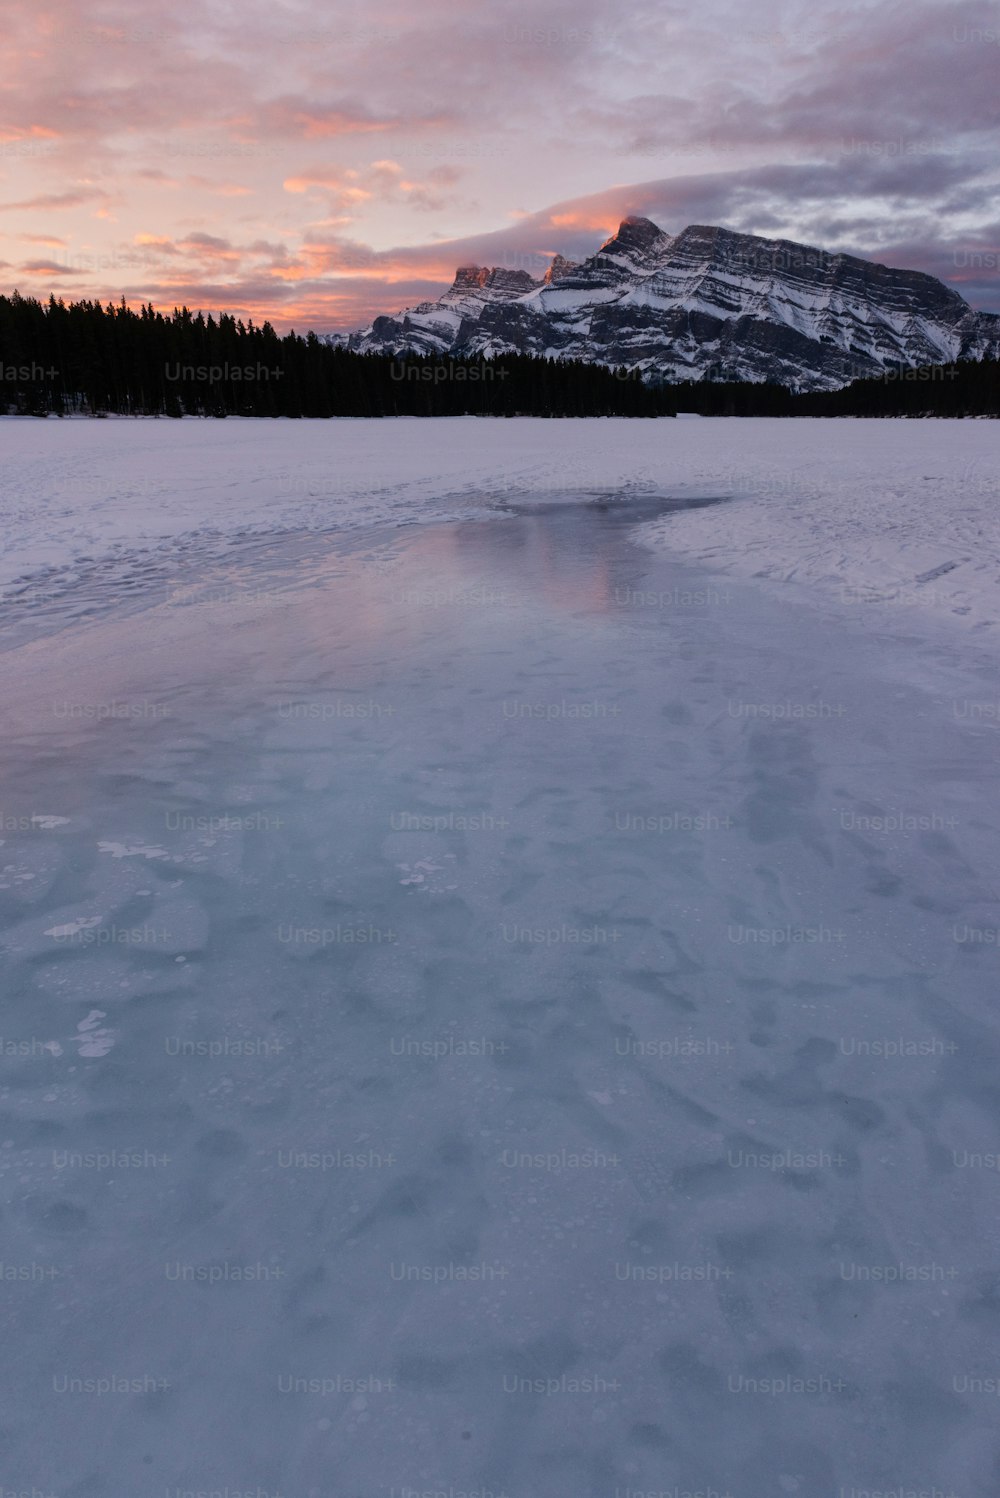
xmin=550 ymin=210 xmax=617 ymax=231
xmin=283 ymin=160 xmax=462 ymax=217
xmin=0 ymin=125 xmax=59 ymax=142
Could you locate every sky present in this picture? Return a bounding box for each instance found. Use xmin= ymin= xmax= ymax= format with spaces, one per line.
xmin=1 ymin=0 xmax=998 ymax=333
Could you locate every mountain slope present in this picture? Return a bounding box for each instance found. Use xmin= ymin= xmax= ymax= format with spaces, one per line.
xmin=334 ymin=217 xmax=1000 ymax=391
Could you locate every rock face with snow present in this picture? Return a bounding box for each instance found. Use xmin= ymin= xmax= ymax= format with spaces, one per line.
xmin=334 ymin=217 xmax=1000 ymax=390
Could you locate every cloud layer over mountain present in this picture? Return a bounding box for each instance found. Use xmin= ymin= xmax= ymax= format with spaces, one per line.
xmin=1 ymin=0 xmax=997 ymax=328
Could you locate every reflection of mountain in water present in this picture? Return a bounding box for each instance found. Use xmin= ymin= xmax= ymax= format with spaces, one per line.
xmin=447 ymin=491 xmax=732 ymax=618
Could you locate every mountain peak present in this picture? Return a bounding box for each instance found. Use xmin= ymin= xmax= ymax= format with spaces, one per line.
xmin=600 ymin=215 xmax=667 ymax=253
xmin=340 ymin=219 xmax=1000 ymax=392
xmin=544 ymin=253 xmax=578 ymax=285
xmin=447 ymin=265 xmax=539 ymax=299
xmin=453 ymin=264 xmax=488 ymax=286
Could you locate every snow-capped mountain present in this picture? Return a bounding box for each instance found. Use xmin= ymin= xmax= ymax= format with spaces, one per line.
xmin=332 ymin=217 xmax=1000 ymax=390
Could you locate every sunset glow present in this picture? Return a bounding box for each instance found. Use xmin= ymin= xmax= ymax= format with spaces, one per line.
xmin=1 ymin=0 xmax=998 ymax=331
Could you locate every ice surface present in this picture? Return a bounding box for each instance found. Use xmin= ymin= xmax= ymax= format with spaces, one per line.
xmin=0 ymin=416 xmax=998 ymax=637
xmin=1 ymin=453 xmax=999 ymax=1496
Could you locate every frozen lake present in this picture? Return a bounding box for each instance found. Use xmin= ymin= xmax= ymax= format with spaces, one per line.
xmin=2 ymin=488 xmax=999 ymax=1498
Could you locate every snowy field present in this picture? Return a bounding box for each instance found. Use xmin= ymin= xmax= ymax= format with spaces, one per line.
xmin=1 ymin=417 xmax=999 ymax=638
xmin=1 ymin=419 xmax=999 ymax=1497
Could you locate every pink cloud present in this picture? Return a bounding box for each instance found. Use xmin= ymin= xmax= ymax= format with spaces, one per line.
xmin=0 ymin=187 xmax=111 ymax=210
xmin=18 ymin=257 xmax=77 ymax=274
xmin=0 ymin=0 xmax=994 ymax=330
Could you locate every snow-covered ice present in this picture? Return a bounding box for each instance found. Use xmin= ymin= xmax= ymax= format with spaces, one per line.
xmin=0 ymin=417 xmax=998 ymax=636
xmin=0 ymin=421 xmax=999 ymax=1497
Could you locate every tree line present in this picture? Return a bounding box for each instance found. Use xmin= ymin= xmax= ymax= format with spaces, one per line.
xmin=0 ymin=290 xmax=996 ymax=417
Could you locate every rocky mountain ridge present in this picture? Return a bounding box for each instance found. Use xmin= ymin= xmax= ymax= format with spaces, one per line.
xmin=330 ymin=217 xmax=1000 ymax=390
